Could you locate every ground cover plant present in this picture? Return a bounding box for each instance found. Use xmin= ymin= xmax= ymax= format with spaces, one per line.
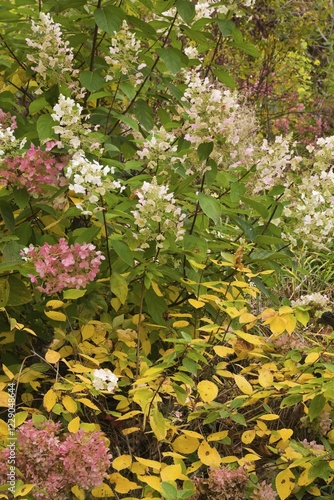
xmin=0 ymin=0 xmax=334 ymax=498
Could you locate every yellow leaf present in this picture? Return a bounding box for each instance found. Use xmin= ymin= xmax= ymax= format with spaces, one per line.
xmin=43 ymin=389 xmax=57 ymax=412
xmin=278 ymin=429 xmax=293 ymax=441
xmin=149 ymin=408 xmax=166 ymax=440
xmin=58 ymin=346 xmax=73 ymax=358
xmin=234 ymin=374 xmax=253 ymax=395
xmin=151 ymin=282 xmax=163 ymax=297
xmin=262 ymin=308 xmax=277 ymax=322
xmin=135 ymin=457 xmax=162 ymax=470
xmin=187 ymin=461 xmax=202 ymax=474
xmin=182 ymin=430 xmax=204 ymax=439
xmin=197 ymin=380 xmax=218 ymax=402
xmin=0 ymin=392 xmax=9 ymax=408
xmin=109 ymin=472 xmax=140 ymax=493
xmin=297 ymin=466 xmax=312 ymax=486
xmin=197 ymin=440 xmax=221 ymax=467
xmin=269 ymin=316 xmax=286 ymax=334
xmin=81 ymin=324 xmax=95 ymax=340
xmin=113 ymin=454 xmax=132 ymax=471
xmin=189 ymin=298 xmax=206 ymax=309
xmin=234 ymin=330 xmax=264 ymax=346
xmin=207 ymin=430 xmax=229 ymax=442
xmin=188 ymin=259 xmax=206 ymax=269
xmin=173 ymin=320 xmax=189 ymax=328
xmin=68 ymin=416 xmax=80 ymax=433
xmin=71 ymin=485 xmax=85 ymax=500
xmin=14 ymin=484 xmax=35 ymax=497
xmin=160 ymin=464 xmax=182 ymax=482
xmin=173 ymin=435 xmax=200 ymax=454
xmin=279 ymin=306 xmax=294 ymax=315
xmin=77 ymin=398 xmax=100 ymax=410
xmin=45 ymin=349 xmax=60 ymax=364
xmin=137 ymin=475 xmax=161 ymax=493
xmin=23 ymin=327 xmax=37 ymax=336
xmin=46 ymin=300 xmax=64 ymax=309
xmin=328 ymin=430 xmax=334 ymax=443
xmin=15 ymin=411 xmax=28 ymax=428
xmin=3 ymin=364 xmax=15 ymax=380
xmin=259 ymin=414 xmax=279 ymax=421
xmin=122 ymin=427 xmax=141 ymax=435
xmin=282 ymin=314 xmax=296 ymax=334
xmin=0 ymin=419 xmax=8 ymax=439
xmin=214 ymin=346 xmax=235 ymax=357
xmin=220 ymin=455 xmax=239 ymax=464
xmin=241 ymin=429 xmax=256 ymax=444
xmin=239 ymin=313 xmax=257 ymax=324
xmin=304 ymin=352 xmax=320 ymax=364
xmin=45 ymin=311 xmax=67 ymax=322
xmin=62 ymin=395 xmax=78 ymax=413
xmin=258 ymin=369 xmax=273 ymax=388
xmin=91 ymin=483 xmax=114 ymax=498
xmin=276 ymin=469 xmax=295 ymax=500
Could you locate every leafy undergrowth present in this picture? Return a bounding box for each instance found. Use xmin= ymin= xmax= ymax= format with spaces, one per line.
xmin=0 ymin=0 xmax=334 ymax=499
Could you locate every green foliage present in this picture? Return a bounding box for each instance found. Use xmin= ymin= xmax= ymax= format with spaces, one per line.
xmin=0 ymin=1 xmax=334 ymax=499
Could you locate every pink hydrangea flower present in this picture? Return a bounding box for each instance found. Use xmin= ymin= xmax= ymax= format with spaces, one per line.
xmin=0 ymin=144 xmax=69 ymax=197
xmin=0 ymin=419 xmax=112 ymax=500
xmin=21 ymin=238 xmax=105 ymax=295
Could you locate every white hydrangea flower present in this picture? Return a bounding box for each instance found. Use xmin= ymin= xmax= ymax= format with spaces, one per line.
xmin=131 ymin=177 xmax=186 ymax=249
xmin=137 ymin=127 xmax=178 ymax=172
xmin=105 ymin=20 xmax=144 ymax=86
xmin=51 ymin=94 xmax=102 ymax=153
xmin=291 ymin=293 xmax=329 ymax=309
xmin=92 ymin=369 xmax=118 ymax=392
xmin=65 ymin=152 xmax=121 ymax=212
xmin=26 ymin=13 xmax=83 ymax=96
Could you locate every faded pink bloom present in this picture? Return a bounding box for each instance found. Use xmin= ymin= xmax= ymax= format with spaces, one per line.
xmin=0 ymin=420 xmax=112 ymax=500
xmin=192 ymin=465 xmax=248 ymax=499
xmin=0 ymin=145 xmax=69 ymax=197
xmin=21 ymin=239 xmax=105 ymax=295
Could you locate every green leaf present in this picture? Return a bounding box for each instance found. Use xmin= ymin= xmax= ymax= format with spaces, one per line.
xmin=29 ymin=97 xmax=48 ymax=115
xmin=37 ymin=114 xmax=55 ymax=143
xmin=198 ymin=193 xmax=222 ymax=224
xmin=280 ymin=394 xmax=303 ymax=408
xmin=63 ymin=289 xmax=87 ymax=300
xmin=176 ymin=0 xmax=195 ymax=23
xmin=212 ymin=68 xmax=235 ymax=89
xmin=197 ymin=142 xmax=214 ymax=162
xmin=79 ymin=71 xmax=105 ymax=93
xmin=240 ymin=197 xmax=269 ymax=218
xmin=12 ymin=188 xmax=29 ymax=210
xmin=172 ymin=383 xmax=187 ymax=405
xmin=255 ymin=235 xmax=284 ymax=246
xmin=308 ymin=393 xmax=326 ymax=422
xmin=0 ymin=260 xmax=22 ymax=274
xmin=6 ymin=275 xmax=32 ymax=306
xmin=0 ymin=278 xmax=10 ymax=307
xmin=158 ymin=48 xmax=182 ymax=74
xmin=161 ymin=481 xmax=178 ymax=500
xmin=110 ymin=272 xmax=128 ymax=304
xmin=230 ymin=41 xmax=260 ymax=58
xmin=94 ymin=6 xmax=125 ymax=35
xmin=133 ymin=99 xmax=154 ymax=131
xmin=217 ymin=19 xmax=235 ymax=36
xmin=111 ymin=239 xmax=133 ymax=267
xmin=73 ymin=226 xmax=101 ymax=244
xmin=0 ymin=200 xmax=15 ymax=232
xmin=230 ymin=412 xmax=247 ymax=426
xmin=144 ymin=288 xmax=168 ymax=325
